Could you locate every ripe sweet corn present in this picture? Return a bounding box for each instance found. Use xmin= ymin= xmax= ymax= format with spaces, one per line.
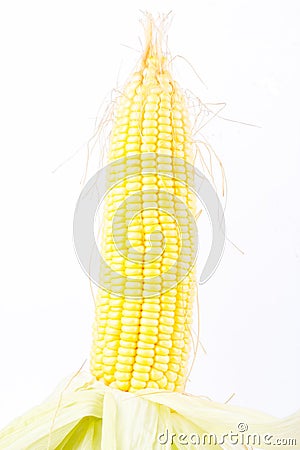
xmin=90 ymin=19 xmax=197 ymax=393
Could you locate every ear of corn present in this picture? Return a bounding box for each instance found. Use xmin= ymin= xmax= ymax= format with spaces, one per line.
xmin=90 ymin=18 xmax=197 ymax=393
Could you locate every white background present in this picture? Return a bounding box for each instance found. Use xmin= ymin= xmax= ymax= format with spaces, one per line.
xmin=0 ymin=0 xmax=299 ymax=429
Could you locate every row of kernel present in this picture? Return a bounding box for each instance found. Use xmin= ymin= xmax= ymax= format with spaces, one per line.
xmin=132 ymin=296 xmax=161 ymax=391
xmin=115 ymin=298 xmax=144 ymax=391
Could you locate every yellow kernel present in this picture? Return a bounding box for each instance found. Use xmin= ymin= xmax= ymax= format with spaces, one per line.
xmin=125 ymin=143 xmax=140 ymax=152
xmin=129 ymin=111 xmax=140 ymax=120
xmin=144 ymin=111 xmax=158 ymax=120
xmin=144 ymin=269 xmax=161 ymax=277
xmin=158 ymin=116 xmax=171 ymax=125
xmin=122 ymin=311 xmax=140 ymax=320
xmin=150 ymin=368 xmax=163 ymax=381
xmin=174 ymin=134 xmax=185 ymax=143
xmin=103 ymin=374 xmax=114 ymax=384
xmin=143 ymin=127 xmax=158 ymax=136
xmin=166 ymin=382 xmax=176 ymax=391
xmin=137 ymin=341 xmax=155 ymax=349
xmin=119 ymin=341 xmax=136 ymax=349
xmin=136 ymin=348 xmax=155 ymax=357
xmin=127 ymin=136 xmax=139 ymax=145
xmin=157 ymin=339 xmax=172 ymax=349
xmin=145 ymin=103 xmax=159 ymax=112
xmin=158 ymin=132 xmax=172 ymax=141
xmin=126 ymin=182 xmax=142 ymax=191
xmin=116 ymin=117 xmax=129 ymax=126
xmin=133 ymin=363 xmax=151 ymax=373
xmin=157 ymin=148 xmax=172 ymax=155
xmin=159 ymin=324 xmax=173 ymax=334
xmin=103 ymin=348 xmax=117 ymax=357
xmin=133 ymin=371 xmax=150 ymax=382
xmin=147 ymin=94 xmax=160 ymax=103
xmin=116 ymin=380 xmax=130 ymax=391
xmin=93 ymin=369 xmax=103 ymax=379
xmin=155 ymin=345 xmax=169 ymax=356
xmin=142 ymin=135 xmax=157 ymax=144
xmin=135 ymin=356 xmax=154 ymax=367
xmin=102 ymin=356 xmax=117 ymax=365
xmin=160 ymin=92 xmax=171 ymax=101
xmin=147 ymin=381 xmax=159 ymax=389
xmin=157 ymin=375 xmax=168 ymax=389
xmin=125 ymin=268 xmax=143 ymax=276
xmin=115 ymin=372 xmax=131 ymax=382
xmin=140 ymin=318 xmax=159 ymax=327
xmin=121 ymin=317 xmax=139 ymax=326
xmin=120 ymin=332 xmax=138 ymax=342
xmin=143 ymin=217 xmax=159 ymax=226
xmin=153 ymin=362 xmax=168 ymax=372
xmin=107 ymin=319 xmax=121 ymax=328
xmin=158 ymin=333 xmax=172 ymax=341
xmin=139 ymin=325 xmax=159 ymax=336
xmin=142 ymin=119 xmax=157 ymax=128
xmin=169 ymin=355 xmax=181 ymax=364
xmin=139 ymin=334 xmax=158 ymax=344
xmin=158 ymin=124 xmax=172 ymax=133
xmin=142 ymin=303 xmax=160 ymax=313
xmin=166 ymin=370 xmax=177 ymax=382
xmin=158 ymin=108 xmax=171 ymax=117
xmin=116 ymin=362 xmax=132 ymax=372
xmin=175 ymin=385 xmax=184 ymax=392
xmin=169 ymin=363 xmax=180 ymax=372
xmin=169 ymin=347 xmax=181 ymax=356
xmin=160 ymin=100 xmax=171 ymax=109
xmin=117 ymin=355 xmax=135 ymax=365
xmin=112 ymin=132 xmax=127 ymax=142
xmin=130 ymin=378 xmax=146 ymax=389
xmin=123 ymin=302 xmax=142 ymax=311
xmin=141 ymin=143 xmax=156 ymax=152
xmin=155 ymin=355 xmax=169 ymax=364
xmin=106 ymin=340 xmax=119 ymax=349
xmin=176 ymin=375 xmax=185 ymax=386
xmin=131 ymin=103 xmax=142 ymax=112
xmin=128 ymin=127 xmax=140 ymax=136
xmin=173 ymin=335 xmax=185 ymax=344
xmin=141 ymin=311 xmax=159 ymax=320
xmin=157 ymin=139 xmax=172 ymax=148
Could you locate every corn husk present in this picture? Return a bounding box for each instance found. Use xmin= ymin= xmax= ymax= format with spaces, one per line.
xmin=0 ymin=371 xmax=299 ymax=450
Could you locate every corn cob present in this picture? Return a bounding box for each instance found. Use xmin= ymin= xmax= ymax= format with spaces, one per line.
xmin=90 ymin=19 xmax=197 ymax=393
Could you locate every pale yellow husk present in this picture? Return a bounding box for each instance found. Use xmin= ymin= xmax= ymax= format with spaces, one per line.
xmin=0 ymin=371 xmax=299 ymax=450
